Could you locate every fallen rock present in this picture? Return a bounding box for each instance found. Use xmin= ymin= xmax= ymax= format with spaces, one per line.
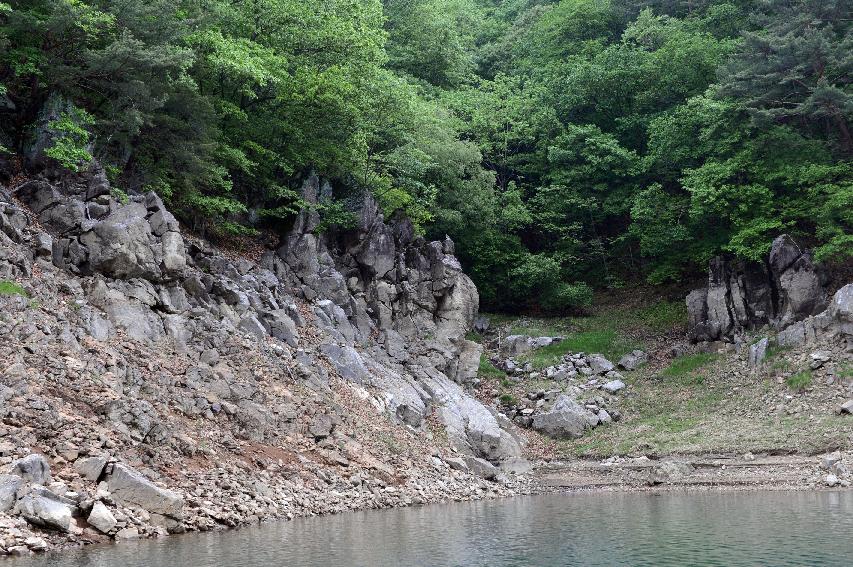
xmin=532 ymin=395 xmax=597 ymax=439
xmin=74 ymin=456 xmax=108 ymax=481
xmin=748 ymin=338 xmax=769 ymax=367
xmin=0 ymin=474 xmax=23 ymax=512
xmin=10 ymin=454 xmax=51 ymax=485
xmin=114 ymin=527 xmax=139 ymax=540
xmin=462 ymin=456 xmax=498 ymax=480
xmin=839 ymin=400 xmax=853 ymax=415
xmin=588 ymin=355 xmax=615 ymax=375
xmin=809 ymin=350 xmax=831 ymax=370
xmin=618 ymin=350 xmax=648 ymax=371
xmin=87 ymin=501 xmax=117 ymax=534
xmin=602 ymin=380 xmax=626 ymax=394
xmin=105 ymin=463 xmax=183 ymax=520
xmin=18 ymin=495 xmax=72 ymax=532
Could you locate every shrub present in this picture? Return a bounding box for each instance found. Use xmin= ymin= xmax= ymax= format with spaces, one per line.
xmin=44 ymin=107 xmax=95 ymax=172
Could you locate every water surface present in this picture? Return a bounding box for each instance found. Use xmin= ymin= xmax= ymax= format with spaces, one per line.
xmin=12 ymin=490 xmax=853 ymax=566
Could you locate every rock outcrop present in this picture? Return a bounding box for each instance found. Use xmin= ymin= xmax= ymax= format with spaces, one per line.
xmin=0 ymin=161 xmax=530 ymax=553
xmin=687 ymin=235 xmax=829 ymax=342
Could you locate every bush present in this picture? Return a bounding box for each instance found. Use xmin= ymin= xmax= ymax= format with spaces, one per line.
xmin=510 ymin=254 xmax=593 ymax=313
xmin=541 ymin=281 xmax=593 ymax=312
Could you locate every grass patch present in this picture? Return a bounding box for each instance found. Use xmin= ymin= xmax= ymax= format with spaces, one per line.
xmin=837 ymin=363 xmax=853 ymax=380
xmin=498 ymin=393 xmax=517 ymax=406
xmin=478 ymin=355 xmax=505 ymax=380
xmin=661 ymin=353 xmax=716 ymax=378
xmin=465 ymin=331 xmax=482 ymax=343
xmin=786 ymin=370 xmax=812 ymax=392
xmin=632 ymin=300 xmax=688 ymax=332
xmin=0 ymin=280 xmax=28 ymax=298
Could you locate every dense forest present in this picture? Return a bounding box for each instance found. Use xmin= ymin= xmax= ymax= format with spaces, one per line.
xmin=0 ymin=0 xmax=850 ymax=311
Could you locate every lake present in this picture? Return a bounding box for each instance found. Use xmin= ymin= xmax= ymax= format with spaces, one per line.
xmin=10 ymin=490 xmax=853 ymax=566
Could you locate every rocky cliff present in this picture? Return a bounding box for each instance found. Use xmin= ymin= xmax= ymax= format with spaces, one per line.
xmin=0 ymin=162 xmax=528 ymax=555
xmin=686 ymin=235 xmax=830 ymax=343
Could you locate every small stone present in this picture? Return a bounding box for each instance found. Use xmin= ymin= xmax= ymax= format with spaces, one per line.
xmin=24 ymin=537 xmax=47 ymax=551
xmin=114 ymin=527 xmax=139 ymax=540
xmin=839 ymin=400 xmax=853 ymax=415
xmin=809 ymin=350 xmax=831 ymax=370
xmin=820 ymin=451 xmax=843 ymax=471
xmin=825 ymin=474 xmax=839 ymax=487
xmin=602 ymin=380 xmax=626 ymax=394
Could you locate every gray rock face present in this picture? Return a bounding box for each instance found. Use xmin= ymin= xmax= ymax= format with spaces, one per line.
xmin=14 ymin=168 xmax=187 ymax=286
xmin=687 ymin=235 xmax=827 ymax=342
xmin=18 ymin=495 xmax=72 ymax=532
xmin=11 ymin=454 xmax=51 ymax=485
xmin=105 ymin=463 xmax=183 ymax=519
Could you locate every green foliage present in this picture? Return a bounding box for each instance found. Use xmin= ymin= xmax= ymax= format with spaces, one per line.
xmin=110 ymin=187 xmax=129 ymax=205
xmin=44 ymin=107 xmax=95 ymax=172
xmin=0 ymin=0 xmax=848 ymax=312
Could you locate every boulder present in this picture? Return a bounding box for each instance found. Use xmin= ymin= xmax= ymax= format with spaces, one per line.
xmin=532 ymin=396 xmax=597 ymax=439
xmin=105 ymin=463 xmax=183 ymax=519
xmin=502 ymin=335 xmax=532 ymax=356
xmin=748 ymin=337 xmax=769 ymax=367
xmin=462 ymin=456 xmax=499 ymax=480
xmin=18 ymin=495 xmax=72 ymax=532
xmin=87 ymin=501 xmax=117 ymax=534
xmin=588 ymin=355 xmax=615 ymax=375
xmin=11 ymin=454 xmax=51 ymax=485
xmin=74 ymin=456 xmax=108 ymax=482
xmin=602 ymin=380 xmax=626 ymax=394
xmin=618 ymin=350 xmax=648 ymax=371
xmin=0 ymin=474 xmax=23 ymax=512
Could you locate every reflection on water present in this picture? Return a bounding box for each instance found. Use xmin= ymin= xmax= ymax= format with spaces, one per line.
xmin=11 ymin=490 xmax=853 ymax=567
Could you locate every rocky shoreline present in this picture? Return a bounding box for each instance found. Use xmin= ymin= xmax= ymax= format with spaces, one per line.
xmin=0 ymin=157 xmax=532 ymax=557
